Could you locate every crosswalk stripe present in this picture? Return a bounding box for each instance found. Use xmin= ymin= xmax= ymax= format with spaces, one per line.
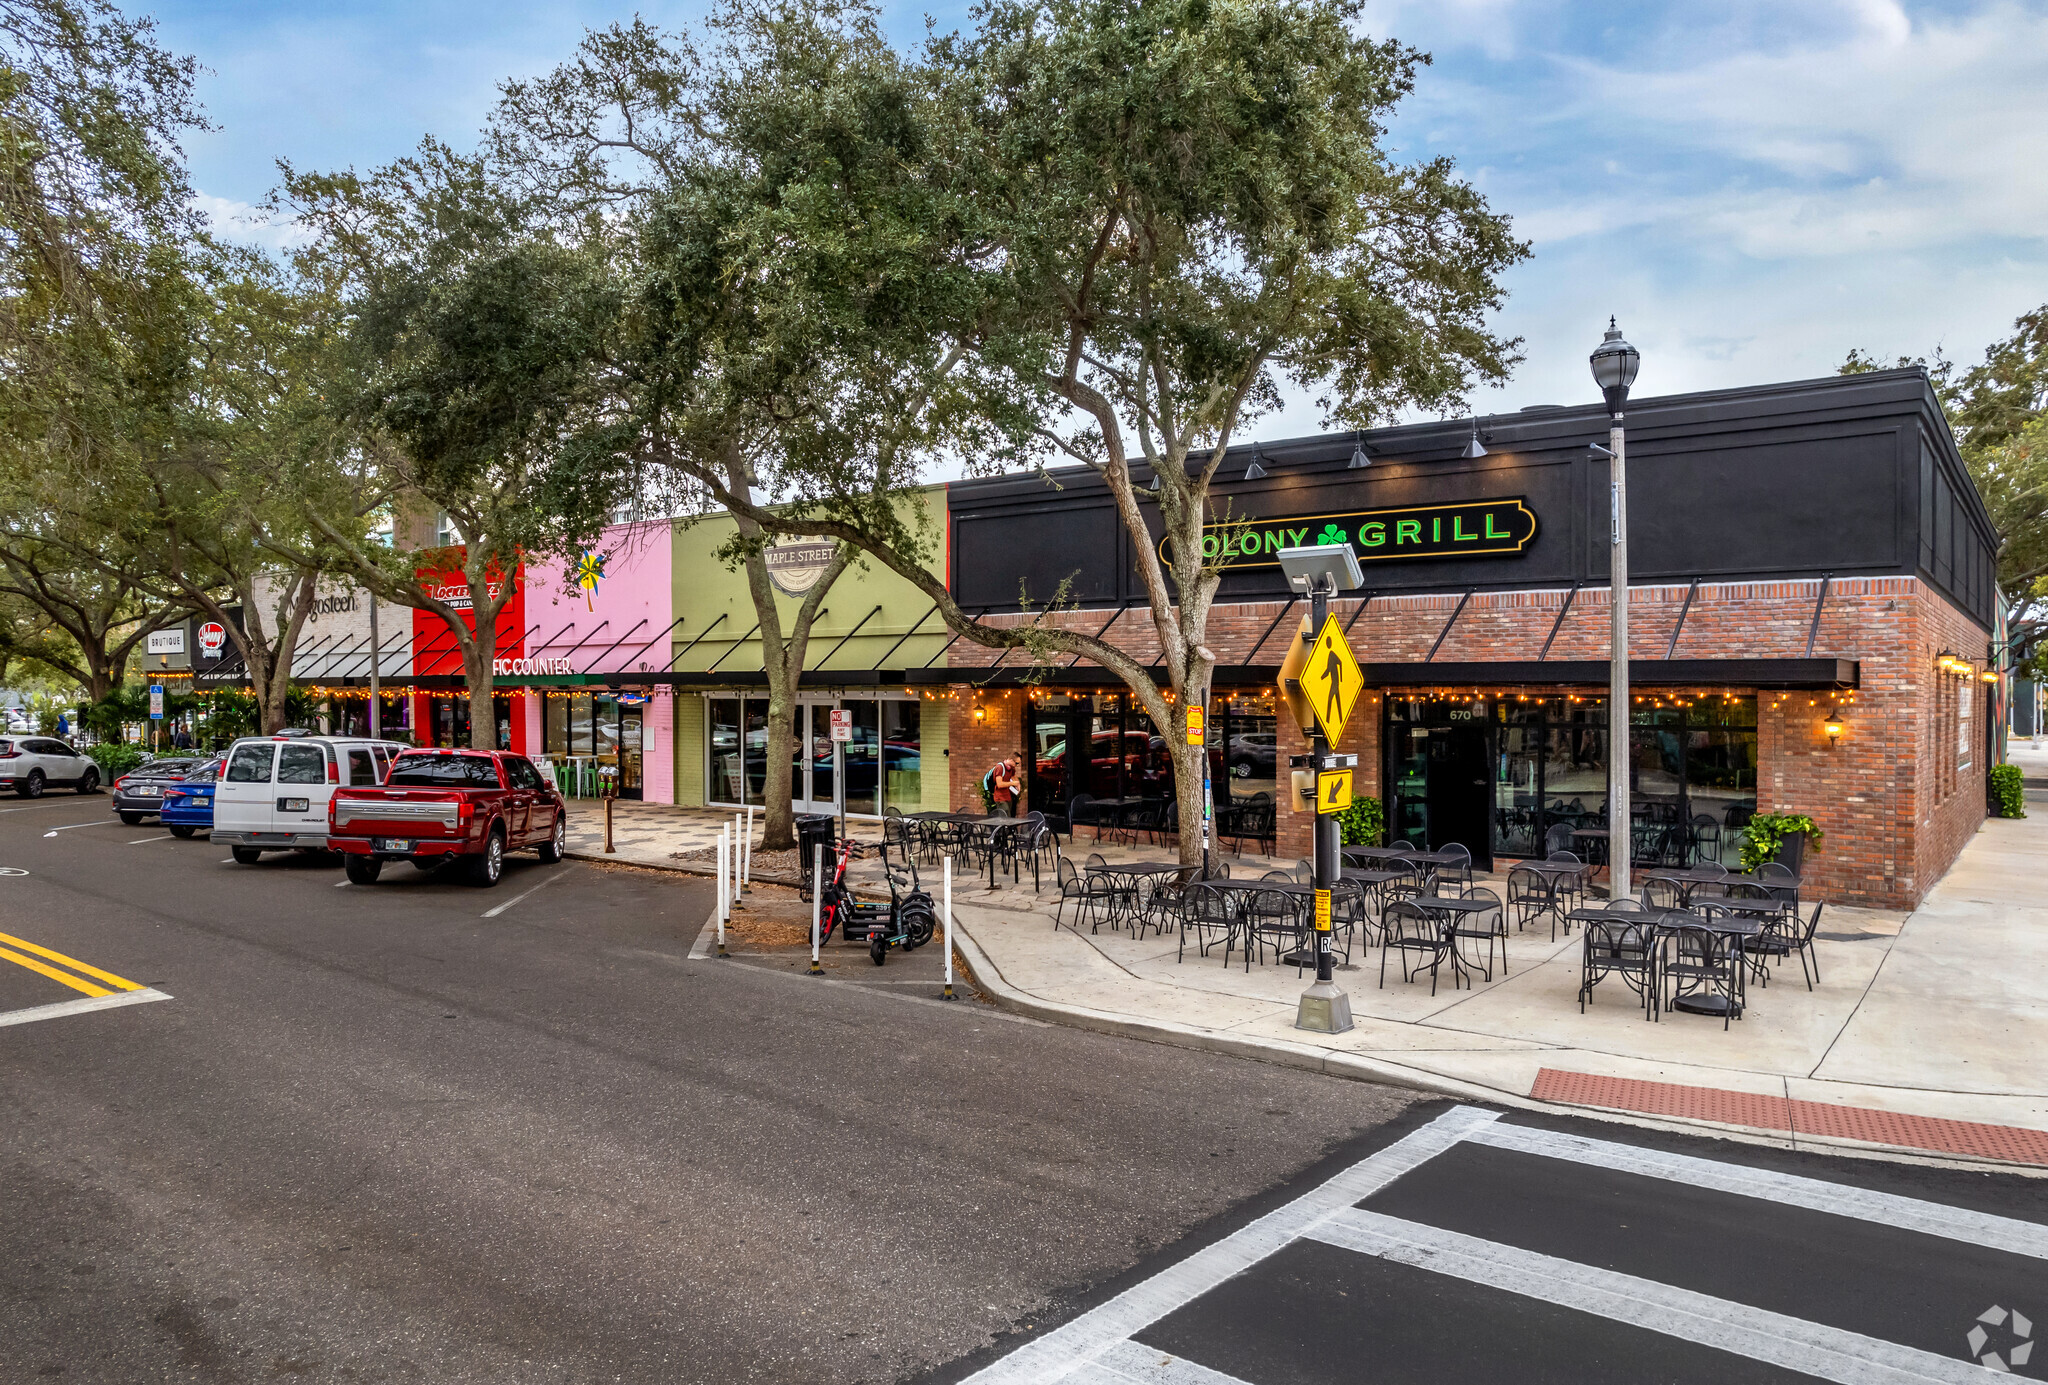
xmin=1067 ymin=1340 xmax=1251 ymax=1385
xmin=0 ymin=988 xmax=172 ymax=1028
xmin=1309 ymin=1207 xmax=1993 ymax=1385
xmin=960 ymin=1106 xmax=1502 ymax=1383
xmin=1468 ymin=1121 xmax=2048 ymax=1260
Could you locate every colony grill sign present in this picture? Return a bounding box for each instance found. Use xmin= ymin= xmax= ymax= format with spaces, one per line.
xmin=1172 ymin=498 xmax=1537 ymax=568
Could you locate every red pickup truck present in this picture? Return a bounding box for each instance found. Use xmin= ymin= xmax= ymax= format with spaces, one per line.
xmin=328 ymin=748 xmax=567 ymax=887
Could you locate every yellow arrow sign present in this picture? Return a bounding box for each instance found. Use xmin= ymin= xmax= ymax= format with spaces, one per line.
xmin=1298 ymin=614 xmax=1364 ymax=745
xmin=1317 ymin=768 xmax=1352 ymax=815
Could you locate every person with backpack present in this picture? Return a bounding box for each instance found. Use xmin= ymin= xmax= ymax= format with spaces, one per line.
xmin=988 ymin=755 xmax=1019 ymax=816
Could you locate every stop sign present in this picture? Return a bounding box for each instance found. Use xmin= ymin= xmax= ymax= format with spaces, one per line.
xmin=198 ymin=621 xmax=226 ymax=658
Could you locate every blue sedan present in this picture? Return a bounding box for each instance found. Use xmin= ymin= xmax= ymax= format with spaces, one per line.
xmin=159 ymin=758 xmax=221 ymax=838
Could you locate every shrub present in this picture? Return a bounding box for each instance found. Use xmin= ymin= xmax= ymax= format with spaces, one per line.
xmin=87 ymin=743 xmax=148 ymax=777
xmin=1990 ymin=763 xmax=2026 ymax=818
xmin=1739 ymin=812 xmax=1824 ymax=873
xmin=1337 ymin=794 xmax=1384 ymax=847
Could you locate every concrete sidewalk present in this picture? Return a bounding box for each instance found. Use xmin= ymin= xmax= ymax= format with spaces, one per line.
xmin=945 ymin=815 xmax=2048 ymax=1171
xmin=561 ymin=798 xmax=2048 ymax=1170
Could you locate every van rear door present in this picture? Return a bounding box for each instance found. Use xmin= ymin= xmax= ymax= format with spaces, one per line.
xmin=217 ymin=741 xmax=278 ymax=837
xmin=274 ymin=742 xmax=330 ymax=838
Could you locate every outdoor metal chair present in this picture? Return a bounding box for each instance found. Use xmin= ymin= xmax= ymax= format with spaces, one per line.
xmin=1240 ymin=880 xmax=1308 ymax=973
xmin=1179 ymin=882 xmax=1238 ymax=964
xmin=1054 ymin=856 xmax=1118 ymax=933
xmin=1580 ymin=916 xmax=1661 ymax=1020
xmin=1689 ymin=814 xmax=1724 ymax=868
xmin=1290 ymin=858 xmax=1314 ymax=886
xmin=1750 ymin=901 xmax=1824 ymax=990
xmin=1450 ymin=886 xmax=1507 ymax=980
xmin=1331 ymin=875 xmax=1372 ymax=956
xmin=1507 ymin=864 xmax=1568 ymax=939
xmin=1085 ymin=852 xmax=1140 ymax=930
xmin=1543 ymin=822 xmax=1576 ymax=857
xmin=1380 ymin=899 xmax=1456 ymax=994
xmin=1662 ymin=916 xmax=1743 ymax=1029
xmin=1066 ymin=793 xmax=1098 ymax=844
xmin=1140 ymin=864 xmax=1203 ymax=939
xmin=1640 ymin=877 xmax=1683 ymax=911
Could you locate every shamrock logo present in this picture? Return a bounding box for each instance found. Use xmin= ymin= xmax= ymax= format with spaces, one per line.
xmin=1316 ymin=524 xmax=1349 ymax=545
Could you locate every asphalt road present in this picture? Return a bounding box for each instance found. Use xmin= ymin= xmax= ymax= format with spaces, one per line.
xmin=0 ymin=798 xmax=1417 ymax=1383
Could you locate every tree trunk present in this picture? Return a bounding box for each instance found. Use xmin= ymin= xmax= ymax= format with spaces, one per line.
xmin=758 ymin=675 xmax=799 ymax=851
xmin=464 ymin=643 xmax=497 ymax=751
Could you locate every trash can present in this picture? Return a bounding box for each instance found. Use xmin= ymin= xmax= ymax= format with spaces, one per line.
xmin=796 ymin=814 xmax=835 ymax=896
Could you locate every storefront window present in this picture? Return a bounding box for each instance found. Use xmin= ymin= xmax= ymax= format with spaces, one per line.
xmin=708 ymin=697 xmax=742 ymax=805
xmin=842 ymin=700 xmax=880 ymax=815
xmin=883 ymin=700 xmax=920 ymax=810
xmin=1220 ymin=695 xmax=1278 ymax=807
xmin=1387 ymin=693 xmax=1757 ymax=866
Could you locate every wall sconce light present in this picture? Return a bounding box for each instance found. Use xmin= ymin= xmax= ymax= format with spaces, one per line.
xmin=1460 ymin=419 xmax=1489 ymax=459
xmin=973 ymin=701 xmax=987 ymax=725
xmin=1983 ymin=669 xmax=2000 ymax=684
xmin=1348 ymin=431 xmax=1374 ymax=469
xmin=1936 ymin=649 xmax=1961 ymax=674
xmin=1822 ymin=707 xmax=1845 ymax=747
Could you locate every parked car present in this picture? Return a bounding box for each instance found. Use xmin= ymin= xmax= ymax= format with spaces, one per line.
xmin=110 ymin=755 xmax=208 ymax=825
xmin=0 ymin=736 xmax=101 ymax=797
xmin=159 ymin=758 xmax=224 ymax=838
xmin=1226 ymin=732 xmax=1277 ymax=778
xmin=327 ymin=748 xmax=566 ymax=887
xmin=214 ymin=732 xmax=410 ymax=863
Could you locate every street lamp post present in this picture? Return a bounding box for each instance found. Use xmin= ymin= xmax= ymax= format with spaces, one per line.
xmin=1590 ymin=319 xmax=1642 ymax=901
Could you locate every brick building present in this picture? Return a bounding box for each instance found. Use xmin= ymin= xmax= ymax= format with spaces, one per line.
xmin=924 ymin=368 xmax=1998 ymax=910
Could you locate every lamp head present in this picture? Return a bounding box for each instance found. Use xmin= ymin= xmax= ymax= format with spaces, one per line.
xmin=1276 ymin=543 xmax=1364 ymax=595
xmin=1589 ymin=316 xmax=1641 ymax=416
xmin=1822 ymin=707 xmax=1845 ymax=746
xmin=1460 ymin=419 xmax=1488 ymax=459
xmin=1243 ymin=444 xmax=1267 ymax=481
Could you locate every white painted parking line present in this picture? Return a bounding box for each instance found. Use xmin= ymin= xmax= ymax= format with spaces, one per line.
xmin=41 ymin=821 xmax=120 ymax=837
xmin=334 ymin=880 xmax=350 ymax=887
xmin=961 ymin=1106 xmax=1500 ymax=1384
xmin=1468 ymin=1121 xmax=2048 ymax=1261
xmin=1309 ymin=1208 xmax=1990 ymax=1385
xmin=482 ymin=869 xmax=564 ymax=919
xmin=0 ymin=988 xmax=172 ymax=1028
xmin=127 ymin=835 xmax=172 ymax=845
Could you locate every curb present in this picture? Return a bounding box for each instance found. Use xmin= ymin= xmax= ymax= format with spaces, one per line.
xmin=565 ymin=849 xmax=803 ymax=890
xmin=944 ymin=908 xmax=2048 ymax=1177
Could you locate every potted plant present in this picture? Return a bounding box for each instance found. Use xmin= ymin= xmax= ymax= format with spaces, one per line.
xmin=1739 ymin=813 xmax=1824 ymax=873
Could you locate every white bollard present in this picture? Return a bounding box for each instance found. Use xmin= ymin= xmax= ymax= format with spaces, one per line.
xmin=809 ymin=849 xmax=824 ymax=975
xmin=744 ymin=805 xmax=756 ymax=887
xmin=942 ymin=856 xmax=955 ymax=1001
xmin=715 ymin=824 xmax=729 ymax=958
xmin=733 ymin=813 xmax=743 ymax=900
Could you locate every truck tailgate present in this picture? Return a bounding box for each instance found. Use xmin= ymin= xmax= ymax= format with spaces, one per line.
xmin=333 ymin=797 xmax=462 ymax=833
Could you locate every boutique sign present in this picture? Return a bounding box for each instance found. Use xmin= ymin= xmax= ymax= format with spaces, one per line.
xmin=1171 ymin=498 xmax=1537 ymax=568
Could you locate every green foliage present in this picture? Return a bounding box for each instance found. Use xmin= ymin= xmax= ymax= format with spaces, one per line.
xmin=1337 ymin=795 xmax=1383 ymax=848
xmin=86 ymin=742 xmax=146 ymax=776
xmin=81 ymin=684 xmax=148 ymax=739
xmin=196 ymin=690 xmax=259 ymax=745
xmin=1990 ymin=763 xmax=2027 ymax=819
xmin=1739 ymin=812 xmax=1825 ymax=873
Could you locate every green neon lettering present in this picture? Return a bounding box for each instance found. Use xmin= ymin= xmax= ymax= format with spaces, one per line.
xmin=1265 ymin=530 xmax=1285 ymax=554
xmin=1485 ymin=512 xmax=1508 ymax=538
xmin=1361 ymin=522 xmax=1386 ymax=547
xmin=1433 ymin=517 xmax=1442 ymax=543
xmin=1201 ymin=534 xmax=1219 ymax=558
xmin=1288 ymin=528 xmax=1308 ymax=547
xmin=1454 ymin=514 xmax=1477 ymax=541
xmin=1395 ymin=520 xmax=1422 ymax=545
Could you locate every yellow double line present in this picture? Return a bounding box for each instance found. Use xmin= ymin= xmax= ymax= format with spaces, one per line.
xmin=0 ymin=929 xmax=144 ymax=998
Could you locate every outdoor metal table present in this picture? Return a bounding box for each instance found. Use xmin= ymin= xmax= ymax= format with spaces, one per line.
xmin=1566 ymin=909 xmax=1761 ymax=1018
xmin=1511 ymin=858 xmax=1590 ymax=931
xmin=1074 ymin=796 xmax=1147 ymax=843
xmin=1086 ymin=860 xmax=1185 ymax=928
xmin=1205 ymin=879 xmax=1316 ymax=966
xmin=1343 ymin=845 xmax=1464 ymax=890
xmin=1639 ymin=866 xmax=1737 ymax=907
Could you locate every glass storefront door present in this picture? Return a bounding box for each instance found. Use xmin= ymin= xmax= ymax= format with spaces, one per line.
xmin=796 ymin=703 xmax=835 ymax=813
xmin=706 ymin=695 xmax=919 ymax=818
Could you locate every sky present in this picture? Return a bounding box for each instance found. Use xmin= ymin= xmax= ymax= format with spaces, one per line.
xmin=150 ymin=0 xmax=2048 ymax=440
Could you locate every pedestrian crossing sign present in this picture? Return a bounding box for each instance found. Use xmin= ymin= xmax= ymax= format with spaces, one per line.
xmin=1317 ymin=769 xmax=1352 ymax=815
xmin=1298 ymin=615 xmax=1363 ymax=745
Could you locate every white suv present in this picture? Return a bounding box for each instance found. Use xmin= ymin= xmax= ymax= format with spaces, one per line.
xmin=0 ymin=736 xmax=101 ymax=797
xmin=214 ymin=733 xmax=409 ymax=864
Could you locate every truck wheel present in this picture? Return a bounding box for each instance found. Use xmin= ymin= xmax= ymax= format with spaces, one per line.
xmin=120 ymin=812 xmax=144 ymax=827
xmin=344 ymin=857 xmax=382 ymax=886
xmin=168 ymin=824 xmax=195 ymax=838
xmin=469 ymin=830 xmax=505 ymax=886
xmin=536 ymin=814 xmax=566 ymax=864
xmin=231 ymin=846 xmax=262 ymax=865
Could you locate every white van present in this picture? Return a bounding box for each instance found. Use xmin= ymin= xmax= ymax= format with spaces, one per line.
xmin=214 ymin=732 xmax=411 ymax=864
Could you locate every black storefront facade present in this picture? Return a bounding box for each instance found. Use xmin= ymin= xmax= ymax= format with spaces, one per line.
xmin=930 ymin=368 xmax=1998 ymax=909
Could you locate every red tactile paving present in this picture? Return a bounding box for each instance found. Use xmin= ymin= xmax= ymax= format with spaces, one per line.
xmin=1529 ymin=1068 xmax=2048 ymax=1167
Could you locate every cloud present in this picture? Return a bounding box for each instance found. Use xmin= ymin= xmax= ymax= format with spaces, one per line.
xmin=193 ymin=193 xmax=310 ymax=253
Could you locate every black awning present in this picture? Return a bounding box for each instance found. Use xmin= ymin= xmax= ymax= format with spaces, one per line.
xmin=900 ymin=657 xmax=1858 ymax=691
